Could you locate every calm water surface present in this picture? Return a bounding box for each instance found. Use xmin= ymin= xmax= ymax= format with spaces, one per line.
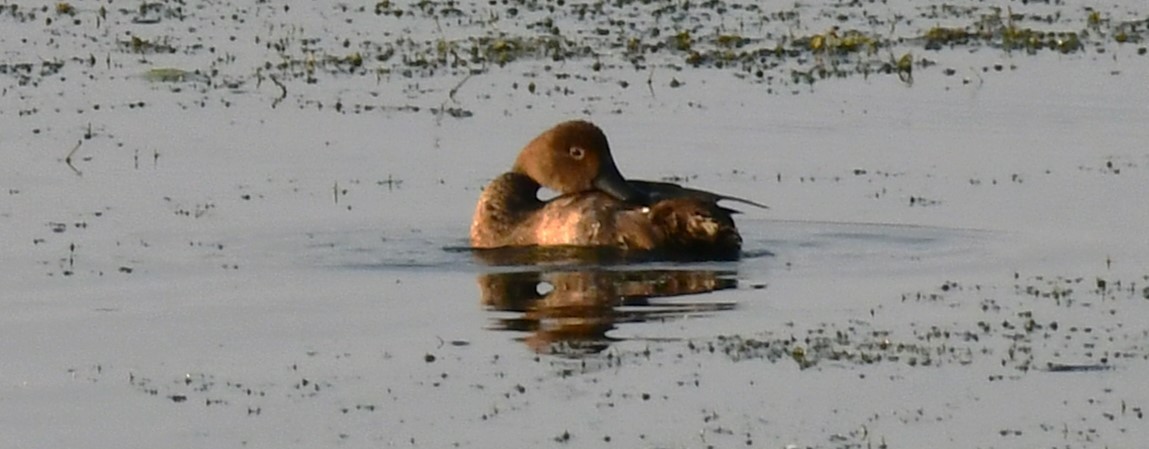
xmin=4 ymin=0 xmax=1149 ymax=447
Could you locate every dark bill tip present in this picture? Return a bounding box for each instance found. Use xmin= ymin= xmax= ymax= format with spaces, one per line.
xmin=593 ymin=171 xmax=647 ymax=204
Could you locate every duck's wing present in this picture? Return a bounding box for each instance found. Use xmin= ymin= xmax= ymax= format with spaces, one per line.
xmin=629 ymin=180 xmax=769 ymax=210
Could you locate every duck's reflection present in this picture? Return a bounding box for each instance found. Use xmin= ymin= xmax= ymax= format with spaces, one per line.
xmin=479 ymin=268 xmax=738 ymax=355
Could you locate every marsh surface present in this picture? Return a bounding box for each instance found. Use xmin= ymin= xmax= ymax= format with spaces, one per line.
xmin=3 ymin=0 xmax=1149 ymax=447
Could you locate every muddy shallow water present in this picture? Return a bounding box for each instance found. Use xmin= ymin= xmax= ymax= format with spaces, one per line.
xmin=4 ymin=0 xmax=1149 ymax=448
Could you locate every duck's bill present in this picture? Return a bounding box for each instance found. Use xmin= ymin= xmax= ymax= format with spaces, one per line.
xmin=593 ymin=169 xmax=647 ymax=204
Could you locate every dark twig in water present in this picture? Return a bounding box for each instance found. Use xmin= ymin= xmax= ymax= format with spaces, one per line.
xmin=434 ymin=73 xmax=475 ymax=126
xmin=269 ymin=74 xmax=287 ymax=108
xmin=1045 ymin=363 xmax=1112 ymax=373
xmin=646 ymin=67 xmax=656 ymax=98
xmin=448 ymin=73 xmax=473 ymax=103
xmin=65 ymin=140 xmax=82 ymax=176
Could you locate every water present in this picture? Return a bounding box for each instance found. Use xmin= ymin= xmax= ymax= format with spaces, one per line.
xmin=4 ymin=1 xmax=1149 ymax=447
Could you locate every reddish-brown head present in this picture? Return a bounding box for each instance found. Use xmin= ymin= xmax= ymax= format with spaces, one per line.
xmin=511 ymin=120 xmax=645 ymax=203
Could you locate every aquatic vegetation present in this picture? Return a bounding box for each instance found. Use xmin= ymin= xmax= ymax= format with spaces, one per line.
xmin=1 ymin=0 xmax=1145 ymax=112
xmin=55 ymin=2 xmax=75 ymax=15
xmin=803 ymin=27 xmax=880 ymax=55
xmin=920 ymin=9 xmax=1088 ymax=54
xmin=922 ymin=26 xmax=974 ymax=48
xmin=122 ymin=35 xmax=178 ymax=54
xmin=141 ymin=68 xmax=211 ymax=84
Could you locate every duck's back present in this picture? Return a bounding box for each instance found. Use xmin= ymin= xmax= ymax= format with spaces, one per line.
xmin=528 ymin=192 xmax=659 ymax=249
xmin=529 ymin=193 xmax=742 ymax=260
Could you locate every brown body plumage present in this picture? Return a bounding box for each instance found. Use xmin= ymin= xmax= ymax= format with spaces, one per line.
xmin=470 ymin=120 xmax=762 ymax=260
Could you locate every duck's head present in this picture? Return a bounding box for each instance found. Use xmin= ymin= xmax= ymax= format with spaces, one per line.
xmin=511 ymin=120 xmax=646 ymax=204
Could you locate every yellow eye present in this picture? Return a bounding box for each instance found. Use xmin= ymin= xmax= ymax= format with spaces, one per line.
xmin=569 ymin=146 xmax=585 ymax=160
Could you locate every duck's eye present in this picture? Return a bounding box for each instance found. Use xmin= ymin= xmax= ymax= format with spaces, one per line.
xmin=568 ymin=146 xmax=586 ymax=160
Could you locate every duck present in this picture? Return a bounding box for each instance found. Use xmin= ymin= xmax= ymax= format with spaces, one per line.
xmin=469 ymin=120 xmax=765 ymax=260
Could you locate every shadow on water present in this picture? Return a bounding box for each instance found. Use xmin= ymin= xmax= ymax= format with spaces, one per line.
xmin=471 ymin=246 xmax=752 ymax=356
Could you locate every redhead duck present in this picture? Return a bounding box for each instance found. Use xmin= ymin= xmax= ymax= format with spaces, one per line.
xmin=470 ymin=120 xmax=765 ymax=260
